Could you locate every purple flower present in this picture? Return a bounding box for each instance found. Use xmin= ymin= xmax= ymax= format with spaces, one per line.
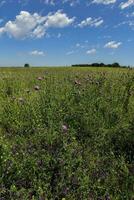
xmin=62 ymin=124 xmax=68 ymax=133
xmin=37 ymin=77 xmax=43 ymax=81
xmin=105 ymin=194 xmax=110 ymax=200
xmin=34 ymin=85 xmax=40 ymax=91
xmin=18 ymin=97 xmax=25 ymax=103
xmin=74 ymin=79 xmax=81 ymax=85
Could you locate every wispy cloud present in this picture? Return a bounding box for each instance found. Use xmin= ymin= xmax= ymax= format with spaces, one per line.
xmin=43 ymin=0 xmax=55 ymax=5
xmin=92 ymin=0 xmax=116 ymax=5
xmin=66 ymin=50 xmax=75 ymax=55
xmin=120 ymin=0 xmax=134 ymax=9
xmin=104 ymin=41 xmax=122 ymax=49
xmin=0 ymin=0 xmax=6 ymax=7
xmin=63 ymin=0 xmax=79 ymax=6
xmin=78 ymin=17 xmax=103 ymax=28
xmin=86 ymin=48 xmax=97 ymax=54
xmin=29 ymin=50 xmax=45 ymax=56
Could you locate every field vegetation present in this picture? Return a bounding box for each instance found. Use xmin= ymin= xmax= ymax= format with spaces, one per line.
xmin=0 ymin=67 xmax=134 ymax=200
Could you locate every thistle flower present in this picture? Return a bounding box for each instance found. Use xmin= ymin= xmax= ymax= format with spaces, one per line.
xmin=37 ymin=77 xmax=43 ymax=81
xmin=18 ymin=97 xmax=25 ymax=103
xmin=34 ymin=85 xmax=40 ymax=91
xmin=105 ymin=194 xmax=110 ymax=200
xmin=74 ymin=79 xmax=81 ymax=85
xmin=62 ymin=124 xmax=68 ymax=133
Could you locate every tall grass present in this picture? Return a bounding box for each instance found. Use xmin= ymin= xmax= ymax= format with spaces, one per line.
xmin=0 ymin=67 xmax=134 ymax=199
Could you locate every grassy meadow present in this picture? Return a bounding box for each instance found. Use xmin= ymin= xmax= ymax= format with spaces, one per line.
xmin=0 ymin=67 xmax=134 ymax=200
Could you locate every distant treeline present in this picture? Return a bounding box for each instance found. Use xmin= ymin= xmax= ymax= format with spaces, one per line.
xmin=72 ymin=63 xmax=131 ymax=68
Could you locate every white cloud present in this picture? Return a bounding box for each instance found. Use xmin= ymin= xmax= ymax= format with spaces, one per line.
xmin=66 ymin=50 xmax=75 ymax=55
xmin=76 ymin=43 xmax=80 ymax=47
xmin=63 ymin=0 xmax=79 ymax=6
xmin=44 ymin=0 xmax=55 ymax=5
xmin=114 ymin=20 xmax=134 ymax=30
xmin=0 ymin=27 xmax=5 ymax=35
xmin=104 ymin=41 xmax=122 ymax=49
xmin=75 ymin=42 xmax=87 ymax=48
xmin=0 ymin=19 xmax=4 ymax=24
xmin=120 ymin=0 xmax=134 ymax=9
xmin=86 ymin=48 xmax=96 ymax=54
xmin=43 ymin=0 xmax=79 ymax=6
xmin=44 ymin=10 xmax=75 ymax=28
xmin=126 ymin=12 xmax=134 ymax=17
xmin=0 ymin=0 xmax=6 ymax=7
xmin=78 ymin=17 xmax=103 ymax=28
xmin=0 ymin=10 xmax=75 ymax=39
xmin=29 ymin=50 xmax=45 ymax=56
xmin=92 ymin=0 xmax=116 ymax=4
xmin=32 ymin=25 xmax=46 ymax=38
xmin=0 ymin=11 xmax=46 ymax=39
xmin=57 ymin=33 xmax=61 ymax=38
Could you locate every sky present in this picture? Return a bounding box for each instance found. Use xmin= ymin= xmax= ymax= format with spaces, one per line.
xmin=0 ymin=0 xmax=134 ymax=66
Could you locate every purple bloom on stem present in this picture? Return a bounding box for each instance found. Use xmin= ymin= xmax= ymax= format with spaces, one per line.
xmin=62 ymin=124 xmax=68 ymax=133
xmin=18 ymin=97 xmax=25 ymax=103
xmin=75 ymin=79 xmax=81 ymax=85
xmin=34 ymin=85 xmax=40 ymax=91
xmin=37 ymin=77 xmax=43 ymax=81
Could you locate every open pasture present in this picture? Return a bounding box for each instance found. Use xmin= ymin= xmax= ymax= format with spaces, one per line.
xmin=0 ymin=67 xmax=134 ymax=199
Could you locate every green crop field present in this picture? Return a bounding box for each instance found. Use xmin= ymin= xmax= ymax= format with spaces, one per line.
xmin=0 ymin=67 xmax=134 ymax=200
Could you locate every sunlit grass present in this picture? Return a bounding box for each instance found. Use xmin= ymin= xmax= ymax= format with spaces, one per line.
xmin=0 ymin=67 xmax=134 ymax=200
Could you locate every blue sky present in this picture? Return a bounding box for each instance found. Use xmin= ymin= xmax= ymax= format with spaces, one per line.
xmin=0 ymin=0 xmax=134 ymax=66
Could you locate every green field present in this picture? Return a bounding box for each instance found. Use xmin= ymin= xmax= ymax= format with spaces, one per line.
xmin=0 ymin=67 xmax=134 ymax=200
